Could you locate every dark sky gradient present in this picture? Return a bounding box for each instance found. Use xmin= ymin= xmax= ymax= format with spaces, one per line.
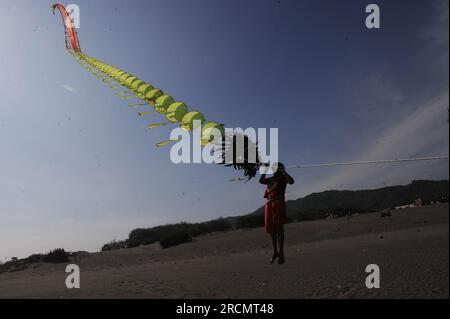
xmin=0 ymin=0 xmax=448 ymax=260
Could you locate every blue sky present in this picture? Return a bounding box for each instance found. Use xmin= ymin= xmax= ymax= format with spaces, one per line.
xmin=0 ymin=0 xmax=448 ymax=260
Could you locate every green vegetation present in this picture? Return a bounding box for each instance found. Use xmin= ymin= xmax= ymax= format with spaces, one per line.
xmin=26 ymin=254 xmax=44 ymax=263
xmin=42 ymin=248 xmax=70 ymax=263
xmin=0 ymin=249 xmax=71 ymax=274
xmin=159 ymin=231 xmax=193 ymax=249
xmin=101 ymin=240 xmax=128 ymax=252
xmin=128 ymin=218 xmax=231 ymax=248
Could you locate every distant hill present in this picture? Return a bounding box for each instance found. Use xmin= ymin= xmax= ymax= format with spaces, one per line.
xmin=108 ymin=180 xmax=449 ymax=250
xmin=234 ymin=180 xmax=449 ymax=227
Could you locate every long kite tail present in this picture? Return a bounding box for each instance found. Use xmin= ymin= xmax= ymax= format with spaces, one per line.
xmin=51 ymin=3 xmax=262 ymax=180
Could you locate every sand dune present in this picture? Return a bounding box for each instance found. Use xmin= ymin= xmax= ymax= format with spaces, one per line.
xmin=0 ymin=204 xmax=448 ymax=299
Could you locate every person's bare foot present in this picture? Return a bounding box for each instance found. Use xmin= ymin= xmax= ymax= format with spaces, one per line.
xmin=278 ymin=254 xmax=285 ymax=265
xmin=270 ymin=252 xmax=279 ymax=264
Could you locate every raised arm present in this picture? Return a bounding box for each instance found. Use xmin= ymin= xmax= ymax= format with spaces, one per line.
xmin=259 ymin=174 xmax=269 ymax=185
xmin=285 ymin=172 xmax=295 ymax=185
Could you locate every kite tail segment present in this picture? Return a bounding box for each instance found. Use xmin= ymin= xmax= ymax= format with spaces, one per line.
xmin=51 ymin=3 xmax=81 ymax=52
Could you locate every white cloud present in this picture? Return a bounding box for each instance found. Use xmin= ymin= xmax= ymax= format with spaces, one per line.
xmin=60 ymin=84 xmax=78 ymax=94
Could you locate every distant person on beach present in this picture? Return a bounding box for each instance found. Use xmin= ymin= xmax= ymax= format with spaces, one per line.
xmin=259 ymin=163 xmax=294 ymax=265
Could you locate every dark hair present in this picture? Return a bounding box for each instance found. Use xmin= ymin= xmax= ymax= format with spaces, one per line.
xmin=277 ymin=162 xmax=285 ymax=169
xmin=273 ymin=162 xmax=285 ymax=175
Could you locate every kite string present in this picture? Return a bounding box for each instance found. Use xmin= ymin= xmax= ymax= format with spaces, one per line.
xmin=228 ymin=155 xmax=450 ymax=182
xmin=285 ymin=155 xmax=450 ymax=169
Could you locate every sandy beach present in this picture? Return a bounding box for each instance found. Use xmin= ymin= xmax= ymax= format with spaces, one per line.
xmin=0 ymin=203 xmax=448 ymax=299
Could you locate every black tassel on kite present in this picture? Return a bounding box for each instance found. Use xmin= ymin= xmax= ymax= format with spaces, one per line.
xmin=219 ymin=133 xmax=263 ymax=180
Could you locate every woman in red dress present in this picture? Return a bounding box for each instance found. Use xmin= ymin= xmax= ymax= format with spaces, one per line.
xmin=259 ymin=163 xmax=294 ymax=265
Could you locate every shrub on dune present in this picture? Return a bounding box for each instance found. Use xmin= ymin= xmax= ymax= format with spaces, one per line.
xmin=43 ymin=249 xmax=70 ymax=263
xmin=26 ymin=254 xmax=44 ymax=263
xmin=159 ymin=231 xmax=193 ymax=249
xmin=101 ymin=240 xmax=128 ymax=252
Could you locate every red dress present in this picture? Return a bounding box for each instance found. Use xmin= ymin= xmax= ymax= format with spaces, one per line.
xmin=264 ymin=177 xmax=287 ymax=234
